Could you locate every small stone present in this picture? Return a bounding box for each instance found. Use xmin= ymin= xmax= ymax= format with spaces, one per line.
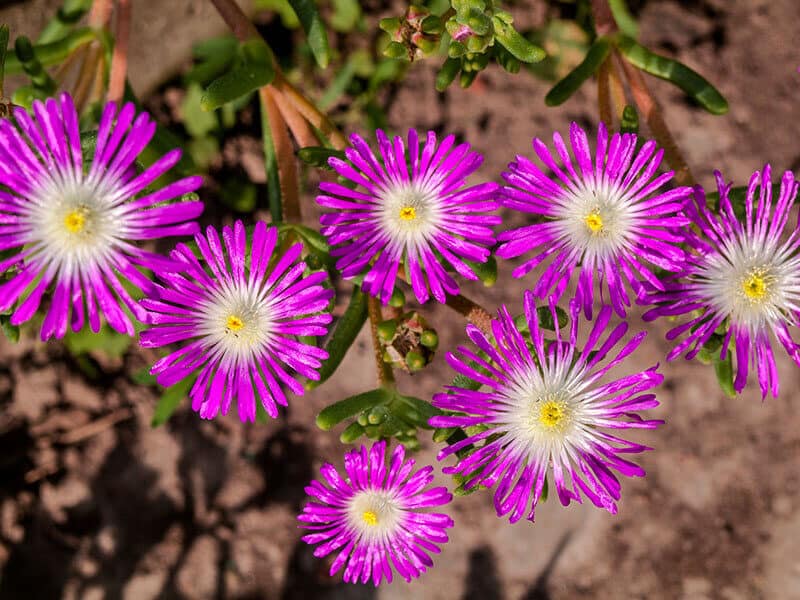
xmin=11 ymin=367 xmax=59 ymax=422
xmin=771 ymin=495 xmax=792 ymax=517
xmin=176 ymin=535 xmax=219 ymax=599
xmin=123 ymin=573 xmax=165 ymax=600
xmin=62 ymin=376 xmax=103 ymax=411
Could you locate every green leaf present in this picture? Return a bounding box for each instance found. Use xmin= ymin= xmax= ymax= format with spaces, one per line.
xmin=340 ymin=421 xmax=365 ymax=443
xmin=185 ymin=36 xmax=238 ymax=85
xmin=151 ymin=375 xmax=196 ymax=427
xmin=37 ymin=0 xmax=93 ymax=44
xmin=131 ymin=367 xmax=158 ymax=385
xmin=620 ymin=104 xmax=639 ymax=134
xmin=201 ymin=40 xmax=274 ymax=111
xmin=537 ymin=306 xmax=569 ymax=331
xmin=615 ymin=34 xmax=728 ymax=115
xmin=330 ymin=0 xmax=361 ymax=32
xmin=319 ymin=57 xmax=357 ymax=108
xmin=4 ymin=27 xmax=97 ymax=74
xmin=0 ymin=25 xmax=9 ymax=87
xmin=492 ymin=15 xmax=545 ymax=63
xmin=220 ymin=178 xmax=258 ymax=212
xmin=259 ymin=90 xmax=282 ymax=222
xmin=297 ymin=146 xmax=347 ymax=169
xmin=15 ymin=36 xmax=56 ymax=95
xmin=545 ymin=36 xmax=611 ymax=106
xmin=316 ymin=387 xmax=393 ymax=430
xmin=182 ymin=83 xmax=219 ymax=138
xmin=288 ymin=0 xmax=331 ymax=68
xmin=0 ymin=314 xmax=19 ymax=343
xmin=255 ymin=0 xmax=300 ymax=27
xmin=63 ymin=326 xmax=132 ymax=358
xmin=393 ymin=394 xmax=442 ymax=429
xmin=713 ymin=351 xmax=736 ymax=398
xmin=464 ymin=256 xmax=497 ymax=287
xmin=436 ymin=57 xmax=461 ymax=92
xmin=608 ymin=0 xmax=639 ymax=40
xmin=309 ymin=286 xmax=368 ymax=388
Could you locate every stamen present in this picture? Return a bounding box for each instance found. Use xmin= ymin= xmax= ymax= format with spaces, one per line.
xmin=226 ymin=315 xmax=245 ymax=332
xmin=585 ymin=212 xmax=603 ymax=233
xmin=742 ymin=272 xmax=768 ymax=301
xmin=362 ymin=510 xmax=378 ymax=526
xmin=64 ymin=208 xmax=88 ymax=233
xmin=538 ymin=399 xmax=567 ymax=428
xmin=399 ymin=206 xmax=417 ymax=221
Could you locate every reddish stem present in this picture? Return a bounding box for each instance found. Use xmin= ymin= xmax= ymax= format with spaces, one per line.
xmin=107 ymin=0 xmax=131 ymax=104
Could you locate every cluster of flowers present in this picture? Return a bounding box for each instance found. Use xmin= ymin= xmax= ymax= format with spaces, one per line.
xmin=1 ymin=93 xmax=798 ymax=586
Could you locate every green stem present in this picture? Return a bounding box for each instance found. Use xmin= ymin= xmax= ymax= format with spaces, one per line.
xmin=367 ymin=296 xmax=395 ymax=388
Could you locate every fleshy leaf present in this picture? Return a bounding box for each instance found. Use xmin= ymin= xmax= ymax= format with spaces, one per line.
xmin=615 ymin=34 xmax=728 ymax=115
xmin=288 ymin=0 xmax=331 ymax=68
xmin=545 ymin=36 xmax=611 ymax=106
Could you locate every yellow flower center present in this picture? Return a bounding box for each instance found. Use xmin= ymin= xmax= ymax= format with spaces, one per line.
xmin=226 ymin=315 xmax=245 ymax=332
xmin=362 ymin=510 xmax=378 ymax=526
xmin=742 ymin=273 xmax=767 ymax=301
xmin=399 ymin=206 xmax=417 ymax=221
xmin=538 ymin=400 xmax=567 ymax=428
xmin=64 ymin=209 xmax=87 ymax=233
xmin=585 ymin=212 xmax=603 ymax=233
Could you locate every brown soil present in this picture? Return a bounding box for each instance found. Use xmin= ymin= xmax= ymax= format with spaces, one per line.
xmin=2 ymin=1 xmax=800 ymax=599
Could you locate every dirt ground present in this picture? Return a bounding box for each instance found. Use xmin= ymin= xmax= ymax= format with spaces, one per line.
xmin=1 ymin=0 xmax=800 ymax=599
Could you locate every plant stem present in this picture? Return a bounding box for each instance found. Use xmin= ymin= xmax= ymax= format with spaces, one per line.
xmin=260 ymin=87 xmax=301 ymax=220
xmin=444 ymin=293 xmax=493 ymax=336
xmin=597 ymin=58 xmax=613 ymax=126
xmin=107 ymin=0 xmax=131 ymax=103
xmin=88 ymin=0 xmax=114 ymax=28
xmin=619 ymin=57 xmax=694 ymax=185
xmin=590 ymin=0 xmax=617 ymax=35
xmin=208 ymin=0 xmax=348 ymax=150
xmin=367 ymin=296 xmax=395 ymax=388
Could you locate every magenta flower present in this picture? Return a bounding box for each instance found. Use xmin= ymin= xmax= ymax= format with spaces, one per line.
xmin=0 ymin=93 xmax=202 ymax=339
xmin=298 ymin=441 xmax=454 ymax=586
xmin=316 ymin=129 xmax=500 ymax=305
xmin=644 ymin=166 xmax=800 ymax=398
xmin=140 ymin=221 xmax=333 ymax=422
xmin=430 ymin=293 xmax=664 ymax=522
xmin=496 ymin=122 xmax=691 ymax=318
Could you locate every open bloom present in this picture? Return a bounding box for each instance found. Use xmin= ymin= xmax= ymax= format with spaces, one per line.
xmin=0 ymin=93 xmax=202 ymax=339
xmin=316 ymin=129 xmax=500 ymax=305
xmin=496 ymin=122 xmax=691 ymax=318
xmin=298 ymin=441 xmax=453 ymax=585
xmin=430 ymin=293 xmax=663 ymax=522
xmin=140 ymin=221 xmax=333 ymax=421
xmin=644 ymin=167 xmax=800 ymax=398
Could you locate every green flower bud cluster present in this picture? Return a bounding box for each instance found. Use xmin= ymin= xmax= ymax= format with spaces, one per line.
xmin=380 ymin=5 xmax=445 ymax=62
xmin=377 ymin=311 xmax=438 ymax=373
xmin=381 ymin=1 xmax=545 ymax=90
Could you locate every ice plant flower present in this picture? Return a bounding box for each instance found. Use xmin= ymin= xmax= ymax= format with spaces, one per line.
xmin=316 ymin=129 xmax=500 ymax=305
xmin=430 ymin=292 xmax=664 ymax=522
xmin=644 ymin=167 xmax=800 ymax=398
xmin=298 ymin=441 xmax=454 ymax=585
xmin=496 ymin=122 xmax=691 ymax=318
xmin=139 ymin=221 xmax=333 ymax=421
xmin=0 ymin=93 xmax=203 ymax=340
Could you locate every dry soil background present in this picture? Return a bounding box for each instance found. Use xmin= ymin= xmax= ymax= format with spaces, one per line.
xmin=1 ymin=1 xmax=799 ymax=599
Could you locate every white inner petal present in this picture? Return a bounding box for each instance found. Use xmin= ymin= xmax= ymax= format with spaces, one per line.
xmin=692 ymin=232 xmax=800 ymax=335
xmin=377 ymin=181 xmax=443 ymax=255
xmin=22 ymin=170 xmax=129 ymax=278
xmin=196 ymin=279 xmax=274 ymax=366
xmin=346 ymin=488 xmax=403 ymax=542
xmin=551 ymin=179 xmax=636 ymax=263
xmin=494 ymin=360 xmax=597 ymax=465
